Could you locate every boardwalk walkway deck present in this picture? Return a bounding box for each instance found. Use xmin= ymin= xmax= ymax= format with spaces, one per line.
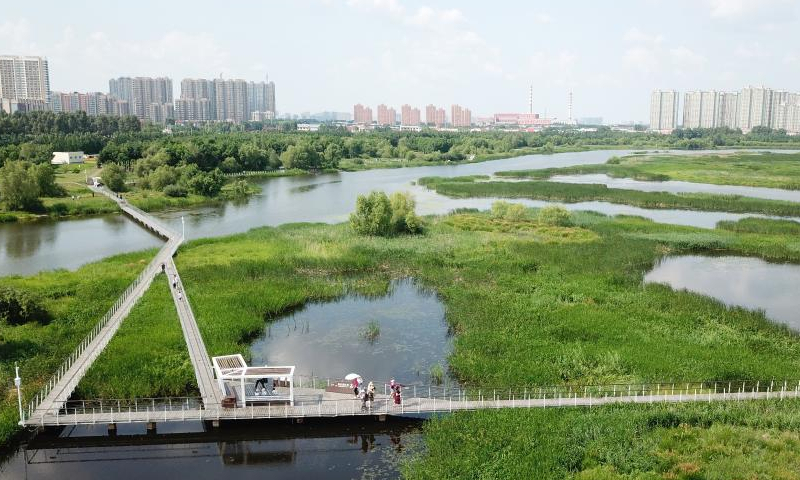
xmin=24 ymin=386 xmax=800 ymax=427
xmin=24 ymin=189 xmax=186 ymax=426
xmin=165 ymin=259 xmax=221 ymax=406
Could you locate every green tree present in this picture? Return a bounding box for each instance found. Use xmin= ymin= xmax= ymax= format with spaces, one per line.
xmin=149 ymin=165 xmax=180 ymax=191
xmin=187 ymin=168 xmax=225 ymax=197
xmin=0 ymin=161 xmax=41 ymax=211
xmin=102 ymin=163 xmax=127 ymax=192
xmin=30 ymin=163 xmax=64 ymax=197
xmin=350 ymin=191 xmax=393 ymax=236
xmin=280 ymin=143 xmax=320 ymax=170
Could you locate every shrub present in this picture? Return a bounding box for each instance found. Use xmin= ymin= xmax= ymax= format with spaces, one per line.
xmin=491 ymin=201 xmax=527 ymax=221
xmin=538 ymin=205 xmax=573 ymax=226
xmin=0 ymin=286 xmax=50 ymax=325
xmin=350 ymin=191 xmax=392 ymax=236
xmin=350 ymin=191 xmax=422 ymax=236
xmin=162 ymin=184 xmax=187 ymax=198
xmin=390 ymin=191 xmax=422 ymax=234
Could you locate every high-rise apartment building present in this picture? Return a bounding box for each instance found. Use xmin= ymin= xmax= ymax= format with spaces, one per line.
xmin=109 ymin=77 xmax=173 ymax=121
xmin=401 ymin=104 xmax=412 ymax=125
xmin=247 ymin=79 xmax=275 ymax=116
xmin=0 ymin=55 xmax=50 ymax=112
xmin=377 ymin=104 xmax=395 ymax=126
xmin=683 ymin=91 xmax=720 ymax=129
xmin=425 ymin=105 xmax=437 ymax=125
xmin=401 ymin=104 xmax=420 ymax=126
xmin=213 ymin=78 xmax=248 ymax=123
xmin=718 ymin=92 xmax=739 ymax=129
xmin=50 ymin=91 xmax=130 ymax=116
xmin=108 ymin=77 xmax=133 ymax=104
xmin=435 ymin=108 xmax=446 ymax=127
xmin=353 ymin=104 xmax=373 ymax=124
xmin=737 ymin=86 xmax=773 ymax=132
xmin=451 ymin=104 xmax=472 ymax=128
xmin=649 ymin=90 xmax=679 ymax=133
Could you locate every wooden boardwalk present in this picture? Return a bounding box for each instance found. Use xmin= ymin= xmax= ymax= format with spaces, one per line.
xmin=164 ymin=259 xmax=221 ymax=406
xmin=23 ymin=387 xmax=800 ymax=427
xmin=25 ymin=189 xmax=188 ymax=426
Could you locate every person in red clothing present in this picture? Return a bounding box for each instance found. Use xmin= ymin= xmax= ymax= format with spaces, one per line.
xmin=352 ymin=377 xmax=359 ymax=397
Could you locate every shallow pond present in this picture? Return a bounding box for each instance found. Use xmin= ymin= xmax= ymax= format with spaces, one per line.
xmin=250 ymin=278 xmax=452 ymax=386
xmin=645 ymin=255 xmax=800 ymax=330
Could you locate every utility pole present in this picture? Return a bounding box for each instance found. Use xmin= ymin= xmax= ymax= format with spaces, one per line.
xmin=181 ymin=216 xmax=185 ymax=239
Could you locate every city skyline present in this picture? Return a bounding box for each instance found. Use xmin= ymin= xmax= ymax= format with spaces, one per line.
xmin=2 ymin=0 xmax=798 ymax=122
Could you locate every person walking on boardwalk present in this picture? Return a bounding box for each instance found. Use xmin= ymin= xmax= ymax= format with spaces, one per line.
xmin=394 ymin=384 xmax=402 ymax=405
xmin=352 ymin=377 xmax=359 ymax=397
xmin=361 ymin=388 xmax=368 ymax=411
xmin=367 ymin=381 xmax=375 ymax=406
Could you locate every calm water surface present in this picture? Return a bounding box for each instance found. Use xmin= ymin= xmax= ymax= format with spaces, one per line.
xmin=250 ymin=279 xmax=452 ymax=386
xmin=0 ymin=419 xmax=423 ymax=480
xmin=645 ymin=255 xmax=800 ymax=330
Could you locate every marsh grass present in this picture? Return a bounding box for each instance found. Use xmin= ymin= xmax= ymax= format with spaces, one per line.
xmin=496 ymin=151 xmax=800 ymax=190
xmin=0 ymin=249 xmax=153 ymax=443
xmin=361 ymin=320 xmax=381 ymax=343
xmin=403 ymin=399 xmax=800 ymax=479
xmin=420 ymin=175 xmax=800 ymax=217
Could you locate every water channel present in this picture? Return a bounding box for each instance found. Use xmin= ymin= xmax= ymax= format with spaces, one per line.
xmin=4 ymin=149 xmax=798 ymax=276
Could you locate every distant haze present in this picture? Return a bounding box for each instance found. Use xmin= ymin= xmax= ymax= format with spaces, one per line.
xmin=2 ymin=0 xmax=798 ymax=122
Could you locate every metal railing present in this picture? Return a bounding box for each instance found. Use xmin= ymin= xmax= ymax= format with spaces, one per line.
xmin=25 ymin=379 xmax=800 ymax=426
xmin=24 ymin=267 xmax=154 ymax=420
xmin=223 ymin=169 xmax=278 ymax=178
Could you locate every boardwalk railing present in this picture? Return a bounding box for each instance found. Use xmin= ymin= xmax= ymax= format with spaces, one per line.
xmin=24 ymin=267 xmax=154 ymax=421
xmin=223 ymin=169 xmax=277 ymax=178
xmin=24 ymin=379 xmax=800 ymax=427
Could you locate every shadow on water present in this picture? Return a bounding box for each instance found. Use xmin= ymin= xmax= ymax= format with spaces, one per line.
xmin=252 ymin=278 xmax=453 ymax=387
xmin=0 ymin=417 xmax=424 ymax=480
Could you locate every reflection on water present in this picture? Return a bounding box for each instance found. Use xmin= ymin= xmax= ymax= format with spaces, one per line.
xmin=251 ymin=279 xmax=451 ymax=385
xmin=645 ymin=255 xmax=800 ymax=330
xmin=549 ymin=173 xmax=800 ymax=202
xmin=0 ymin=419 xmax=423 ymax=480
xmin=0 ymin=215 xmax=163 ymax=276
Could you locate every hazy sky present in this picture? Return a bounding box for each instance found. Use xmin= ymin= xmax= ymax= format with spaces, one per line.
xmin=2 ymin=0 xmax=799 ymax=122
